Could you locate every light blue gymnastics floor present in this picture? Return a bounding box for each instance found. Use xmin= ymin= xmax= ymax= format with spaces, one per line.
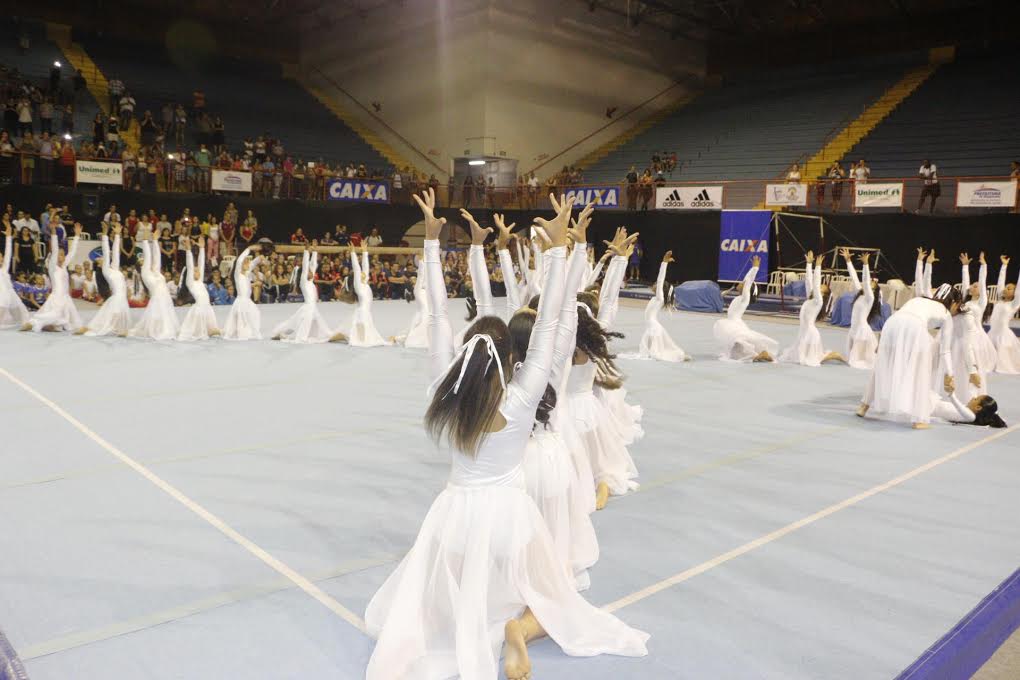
xmin=1 ymin=300 xmax=1018 ymax=680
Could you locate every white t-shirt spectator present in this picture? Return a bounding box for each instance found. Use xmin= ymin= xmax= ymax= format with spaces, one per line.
xmin=103 ymin=210 xmax=121 ymax=224
xmin=119 ymin=95 xmax=136 ymax=114
xmin=392 ymin=171 xmax=403 ymax=189
xmin=787 ymin=169 xmax=802 ymax=182
xmin=852 ymin=165 xmax=870 ymax=182
xmin=919 ymin=164 xmax=938 ymax=185
xmin=366 ymin=233 xmax=383 ymax=247
xmin=108 ymin=79 xmax=124 ymax=97
xmin=14 ymin=216 xmax=41 ymax=239
xmin=527 ymin=176 xmax=540 ymax=190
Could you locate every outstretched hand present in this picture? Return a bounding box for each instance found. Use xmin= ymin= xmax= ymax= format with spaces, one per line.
xmin=926 ymin=248 xmax=938 ymax=264
xmin=662 ymin=250 xmax=674 ymax=264
xmin=460 ymin=209 xmax=493 ymax=246
xmin=959 ymin=252 xmax=971 ymax=265
xmin=1001 ymin=255 xmax=1010 ymax=265
xmin=840 ymin=247 xmax=851 ymax=260
xmin=567 ymin=201 xmax=595 ymax=245
xmin=917 ymin=247 xmax=927 ymax=260
xmin=532 ymin=193 xmax=574 ymax=247
xmin=979 ymin=251 xmax=986 ymax=265
xmin=752 ymin=255 xmax=761 ymax=267
xmin=806 ymin=250 xmax=814 ymax=262
xmin=412 ymin=187 xmax=446 ymax=241
xmin=493 ymin=213 xmax=516 ymax=249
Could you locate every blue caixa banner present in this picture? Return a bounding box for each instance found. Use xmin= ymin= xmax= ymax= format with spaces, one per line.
xmin=327 ymin=178 xmax=390 ymax=203
xmin=561 ymin=186 xmax=621 ymax=208
xmin=718 ymin=210 xmax=771 ymax=282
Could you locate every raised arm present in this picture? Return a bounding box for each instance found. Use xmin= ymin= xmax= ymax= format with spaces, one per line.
xmin=843 ymin=248 xmax=861 ymax=293
xmin=530 ymin=238 xmax=544 ymax=295
xmin=960 ymin=253 xmax=971 ymax=295
xmin=655 ymin=257 xmax=669 ymax=303
xmin=198 ymin=244 xmax=206 ymax=281
xmin=139 ymin=237 xmax=150 ymax=273
xmin=862 ymin=260 xmax=875 ymax=306
xmin=728 ymin=260 xmax=759 ymax=320
xmin=813 ymin=256 xmax=823 ymax=303
xmin=349 ymin=246 xmax=362 ymax=283
xmin=310 ymin=250 xmax=319 ymax=275
xmin=112 ymin=233 xmax=121 ymax=269
xmin=99 ymin=233 xmax=111 ymax=271
xmin=996 ymin=257 xmax=1008 ymax=292
xmin=412 ymin=188 xmax=455 ymax=385
xmin=302 ymin=248 xmax=310 ymax=277
xmin=48 ymin=233 xmax=59 ymax=271
xmin=550 ymin=205 xmax=594 ymax=384
xmin=585 ymin=251 xmax=610 ymax=289
xmin=235 ymin=247 xmax=252 ymax=286
xmin=804 ymin=255 xmax=814 ymax=299
xmin=185 ymin=246 xmax=195 ymax=281
xmin=914 ymin=250 xmax=925 ymax=297
xmin=977 ymin=254 xmax=988 ymax=311
xmin=498 ymin=246 xmax=521 ymax=315
xmin=66 ymin=228 xmax=80 ymax=264
xmin=933 ymin=381 xmax=976 ymax=424
xmin=460 ymin=209 xmax=495 ymax=317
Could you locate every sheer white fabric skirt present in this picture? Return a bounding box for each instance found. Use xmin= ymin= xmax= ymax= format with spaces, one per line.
xmin=222 ymin=297 xmax=262 ymax=340
xmin=567 ymin=390 xmax=640 ymax=496
xmin=846 ymin=322 xmax=878 ymax=370
xmin=863 ymin=312 xmax=939 ymax=423
xmin=713 ymin=318 xmax=778 ymax=362
xmin=636 ymin=318 xmax=689 ymax=362
xmin=85 ymin=292 xmax=131 ymax=336
xmin=780 ymin=324 xmax=827 ymax=367
xmin=0 ymin=278 xmax=29 ymax=328
xmin=365 ymin=475 xmax=648 ymax=680
xmin=29 ymin=293 xmax=81 ymax=331
xmin=271 ymin=303 xmax=332 ymax=344
xmin=178 ymin=302 xmax=220 ymax=341
xmin=129 ymin=290 xmax=179 ymax=340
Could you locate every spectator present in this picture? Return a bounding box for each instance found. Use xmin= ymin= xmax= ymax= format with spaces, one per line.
xmin=16 ymin=97 xmax=32 ymax=137
xmin=486 ymin=176 xmax=496 ymax=208
xmin=103 ymin=204 xmax=121 ymax=225
xmin=638 ymin=169 xmax=654 ymax=211
xmin=14 ymin=226 xmax=38 ymax=274
xmin=60 ymin=104 xmax=73 ymax=135
xmin=91 ymin=112 xmax=104 ymax=145
xmin=107 ymin=77 xmax=124 ymax=113
xmin=334 ymin=224 xmax=350 ymax=246
xmin=140 ymin=110 xmax=158 ymax=147
xmin=624 ymin=165 xmax=638 ymax=210
xmin=13 ymin=210 xmax=40 ymax=240
xmin=917 ymin=159 xmax=939 ymax=214
xmin=366 ymin=227 xmax=383 ymax=248
xmin=388 ymin=262 xmax=407 ymax=300
xmin=19 ymin=132 xmax=36 ymax=185
xmin=212 ymin=116 xmax=225 ymax=153
xmin=207 ymin=269 xmax=229 ymax=304
xmin=194 ymin=144 xmax=211 ymax=192
xmin=161 ymin=102 xmax=173 ymax=133
xmin=291 ymin=227 xmax=308 ymax=244
xmin=787 ymin=163 xmax=802 ymax=182
xmin=461 ymin=174 xmax=475 ymax=208
xmin=106 ymin=114 xmax=119 ymax=146
xmin=827 ymin=161 xmax=845 ymax=212
xmin=851 ymin=159 xmax=870 ymax=213
xmin=1011 ymin=161 xmax=1020 ymax=214
xmin=174 ymin=104 xmax=187 ymax=147
xmin=118 ymin=91 xmax=136 ymax=131
xmin=39 ymin=98 xmax=54 ymax=135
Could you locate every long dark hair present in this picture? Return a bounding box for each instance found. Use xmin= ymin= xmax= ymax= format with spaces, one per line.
xmin=465 ymin=296 xmax=478 ymax=321
xmin=508 ymin=309 xmax=556 ymax=430
xmin=932 ymin=286 xmax=963 ymax=312
xmin=970 ymin=395 xmax=1007 ymax=428
xmin=424 ymin=316 xmax=513 ymax=456
xmin=576 ymin=303 xmax=625 ymax=390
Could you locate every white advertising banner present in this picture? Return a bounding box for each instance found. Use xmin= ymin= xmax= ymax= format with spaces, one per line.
xmin=211 ymin=169 xmax=252 ymax=193
xmin=956 ymin=181 xmax=1017 ymax=208
xmin=853 ymin=182 xmax=904 ymax=208
xmin=75 ymin=160 xmax=123 ymax=186
xmin=764 ymin=183 xmax=808 ymax=207
xmin=655 ymin=186 xmax=723 ymax=210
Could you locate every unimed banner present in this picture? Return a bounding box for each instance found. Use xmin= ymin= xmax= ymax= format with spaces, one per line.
xmin=764 ymin=183 xmax=808 ymax=207
xmin=211 ymin=169 xmax=252 ymax=193
xmin=562 ymin=186 xmax=620 ymax=208
xmin=656 ymin=185 xmax=723 ymax=210
xmin=853 ymin=182 xmax=903 ymax=208
xmin=75 ymin=160 xmax=123 ymax=186
xmin=719 ymin=210 xmax=770 ymax=283
xmin=327 ymin=178 xmax=390 ymax=203
xmin=956 ymin=181 xmax=1017 ymax=208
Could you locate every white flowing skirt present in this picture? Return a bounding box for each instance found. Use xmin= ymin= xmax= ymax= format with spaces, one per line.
xmin=178 ymin=302 xmax=220 ymax=341
xmin=271 ymin=303 xmax=332 ymax=344
xmin=350 ymin=308 xmax=387 ymax=347
xmin=402 ymin=312 xmax=429 ymax=349
xmin=595 ymin=384 xmax=644 ymax=445
xmin=524 ymin=430 xmax=599 ymax=591
xmin=222 ymin=297 xmax=262 ymax=340
xmin=365 ymin=480 xmax=648 ymax=680
xmin=713 ymin=318 xmax=778 ymax=362
xmin=85 ymin=293 xmax=131 ymax=336
xmin=780 ymin=324 xmax=826 ymax=367
xmin=29 ymin=292 xmax=81 ymax=332
xmin=0 ymin=281 xmax=29 ymax=328
xmin=864 ymin=313 xmax=937 ymax=423
xmin=846 ymin=322 xmax=878 ymax=370
xmin=567 ymin=391 xmax=640 ymax=496
xmin=989 ymin=326 xmax=1020 ymax=374
xmin=636 ymin=319 xmax=689 ymax=362
xmin=129 ymin=291 xmax=179 ymax=340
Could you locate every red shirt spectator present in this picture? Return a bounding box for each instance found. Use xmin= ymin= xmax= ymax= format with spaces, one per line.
xmin=290 ymin=228 xmax=308 ymax=244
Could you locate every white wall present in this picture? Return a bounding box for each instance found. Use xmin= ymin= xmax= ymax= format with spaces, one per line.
xmin=301 ymin=0 xmax=704 ymax=178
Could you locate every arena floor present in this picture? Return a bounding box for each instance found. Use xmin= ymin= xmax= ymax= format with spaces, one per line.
xmin=1 ymin=299 xmax=1018 ymax=680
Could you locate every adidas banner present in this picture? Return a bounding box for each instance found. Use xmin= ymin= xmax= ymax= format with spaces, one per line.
xmin=764 ymin=183 xmax=808 ymax=207
xmin=561 ymin=186 xmax=621 ymax=208
xmin=853 ymin=182 xmax=903 ymax=208
xmin=656 ymin=186 xmax=723 ymax=210
xmin=956 ymin=181 xmax=1017 ymax=208
xmin=718 ymin=210 xmax=771 ymax=283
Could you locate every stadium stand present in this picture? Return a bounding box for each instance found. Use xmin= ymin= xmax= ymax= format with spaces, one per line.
xmin=835 ymin=55 xmax=1020 ymax=177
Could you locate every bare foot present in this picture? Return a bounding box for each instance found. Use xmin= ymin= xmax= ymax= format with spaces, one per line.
xmin=210 ymin=328 xmax=221 ymax=337
xmin=272 ymin=334 xmax=282 ymax=341
xmin=19 ymin=323 xmax=32 ymax=332
xmin=503 ymin=620 xmax=532 ymax=680
xmin=73 ymin=327 xmax=87 ymax=335
xmin=753 ymin=351 xmax=774 ymax=363
xmin=823 ymin=352 xmax=847 ymax=364
xmin=912 ymin=422 xmax=931 ymax=430
xmin=116 ymin=331 xmax=128 ymax=338
xmin=329 ymin=332 xmax=349 ymax=344
xmin=595 ymin=482 xmax=610 ymax=511
xmin=856 ymin=403 xmax=869 ymax=418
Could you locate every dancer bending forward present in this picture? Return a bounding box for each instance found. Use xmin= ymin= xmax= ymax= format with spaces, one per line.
xmin=780 ymin=252 xmax=845 ymax=366
xmin=23 ymin=227 xmax=82 ymax=332
xmin=857 ymin=285 xmax=962 ymax=428
xmin=177 ymin=237 xmax=221 ymax=341
xmin=271 ymin=247 xmax=334 ymax=343
xmin=713 ymin=256 xmax=777 ymax=362
xmin=365 ymin=189 xmax=647 ymax=680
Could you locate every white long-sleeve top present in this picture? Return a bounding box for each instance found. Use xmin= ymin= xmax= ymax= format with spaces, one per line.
xmin=468 ymin=244 xmax=494 ymax=317
xmin=848 ymin=260 xmax=875 ymax=332
xmin=47 ymin=233 xmax=77 ymax=297
xmin=186 ymin=246 xmax=210 ymax=304
xmin=956 ymin=262 xmax=989 ymax=374
xmin=914 ymin=258 xmax=933 ymax=298
xmin=234 ymin=247 xmax=260 ymax=301
xmin=100 ymin=234 xmax=127 ymax=296
xmin=933 ymin=391 xmax=976 ymax=423
xmin=497 ymin=247 xmax=522 ymax=317
xmin=644 ymin=261 xmax=670 ymax=324
xmin=350 ymin=248 xmax=373 ymax=315
xmin=898 ymin=296 xmax=954 ymax=370
xmin=727 ymin=265 xmax=759 ymax=321
xmin=990 ymin=264 xmax=1020 ymax=333
xmin=597 ymin=255 xmax=628 ymax=327
xmin=424 ymin=239 xmax=568 ymax=487
xmin=300 ymin=250 xmax=318 ymax=303
xmin=799 ymin=261 xmax=823 ymax=326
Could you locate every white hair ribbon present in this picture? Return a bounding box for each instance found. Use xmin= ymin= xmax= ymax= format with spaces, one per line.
xmin=577 ymin=302 xmax=594 ymax=318
xmin=428 ymin=333 xmax=508 ymax=399
xmin=933 ymin=283 xmax=953 ymax=300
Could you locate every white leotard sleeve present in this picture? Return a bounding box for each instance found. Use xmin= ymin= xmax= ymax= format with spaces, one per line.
xmin=424 ymin=240 xmax=454 ymax=385
xmin=550 ymin=243 xmax=588 ymax=386
xmin=510 ymin=245 xmax=567 ymax=410
xmin=728 ymin=265 xmax=759 ymax=320
xmin=468 ymin=244 xmax=494 ymax=317
xmin=498 ymin=247 xmax=521 ymax=317
xmin=846 ymin=258 xmax=861 ymax=293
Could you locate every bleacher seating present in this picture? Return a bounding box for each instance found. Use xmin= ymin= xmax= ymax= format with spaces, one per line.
xmin=0 ymin=20 xmax=102 ymax=138
xmin=836 ymin=55 xmax=1020 ymax=177
xmin=583 ymin=53 xmax=925 ymax=185
xmin=77 ymin=32 xmax=390 ymax=170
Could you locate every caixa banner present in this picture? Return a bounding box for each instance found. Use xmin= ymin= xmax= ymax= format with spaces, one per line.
xmin=718 ymin=210 xmax=771 ymax=283
xmin=561 ymin=186 xmax=620 ymax=208
xmin=327 ymin=178 xmax=390 ymax=203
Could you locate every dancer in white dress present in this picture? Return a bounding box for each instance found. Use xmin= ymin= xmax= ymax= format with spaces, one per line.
xmin=221 ymin=245 xmax=262 ymax=340
xmin=271 ymin=247 xmax=334 ymax=343
xmin=365 ymin=188 xmax=647 ymax=680
xmin=780 ymin=252 xmax=845 ymax=366
xmin=128 ymin=236 xmax=179 ymax=340
xmin=857 ymin=285 xmax=962 ymax=428
xmin=22 ymin=226 xmax=82 ymax=332
xmin=713 ymin=255 xmax=777 ymax=362
xmin=842 ymin=248 xmax=880 ymax=370
xmin=347 ymin=243 xmax=387 ymax=347
xmin=177 ymin=237 xmax=221 ymax=341
xmin=391 ymin=255 xmax=429 ymax=348
xmin=0 ymin=220 xmax=30 ymax=328
xmin=988 ymin=255 xmax=1020 ymax=374
xmin=77 ymin=224 xmax=131 ymax=337
xmin=951 ymin=252 xmax=995 ymax=398
xmin=633 ymin=250 xmax=689 ymax=362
